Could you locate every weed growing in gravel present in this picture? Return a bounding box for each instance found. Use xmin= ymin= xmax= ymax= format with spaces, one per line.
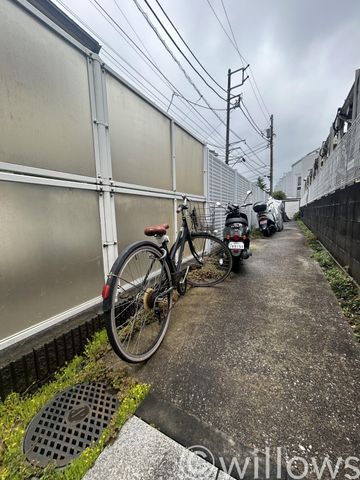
xmin=0 ymin=330 xmax=150 ymax=480
xmin=250 ymin=228 xmax=263 ymax=240
xmin=297 ymin=220 xmax=360 ymax=340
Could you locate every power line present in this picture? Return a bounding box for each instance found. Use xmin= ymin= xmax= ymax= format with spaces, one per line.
xmin=132 ymin=0 xmax=269 ymax=174
xmin=240 ymin=98 xmax=267 ymax=137
xmin=207 ymin=0 xmax=270 ymax=124
xmin=239 ymin=99 xmax=268 ymax=140
xmin=220 ymin=0 xmax=270 ymax=122
xmin=90 ymin=0 xmax=228 ymax=146
xmin=142 ymin=0 xmax=227 ymax=101
xmin=58 ymin=0 xmax=228 ymax=147
xmin=103 ymin=50 xmax=230 ymax=148
xmin=174 ymin=94 xmax=227 ymax=110
xmin=59 ymin=0 xmax=267 ymax=179
xmin=154 ymin=0 xmax=226 ymax=94
xmin=101 ymin=51 xmax=219 ymax=143
xmin=114 ymin=0 xmax=269 ymax=174
xmin=132 ymin=0 xmax=231 ymax=121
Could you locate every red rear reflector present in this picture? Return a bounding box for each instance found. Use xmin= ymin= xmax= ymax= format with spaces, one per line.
xmin=233 ymin=234 xmax=240 ymax=241
xmin=102 ymin=284 xmax=110 ymax=300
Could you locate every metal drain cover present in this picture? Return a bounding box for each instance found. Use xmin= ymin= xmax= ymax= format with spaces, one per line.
xmin=23 ymin=382 xmax=118 ymax=468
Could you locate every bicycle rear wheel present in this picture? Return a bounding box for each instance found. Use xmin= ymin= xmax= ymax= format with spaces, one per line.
xmin=175 ymin=233 xmax=232 ymax=286
xmin=103 ymin=241 xmax=172 ymax=363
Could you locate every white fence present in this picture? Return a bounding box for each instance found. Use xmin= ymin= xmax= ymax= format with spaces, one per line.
xmin=207 ymin=152 xmax=268 ymax=234
xmin=301 ymin=115 xmax=360 ymax=206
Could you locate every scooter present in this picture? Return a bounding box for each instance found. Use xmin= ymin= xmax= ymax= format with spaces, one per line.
xmin=253 ymin=201 xmax=277 ymax=237
xmin=217 ymin=190 xmax=253 ymax=271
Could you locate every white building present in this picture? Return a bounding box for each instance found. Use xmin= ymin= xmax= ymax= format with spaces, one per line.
xmin=275 ymin=148 xmax=319 ymax=198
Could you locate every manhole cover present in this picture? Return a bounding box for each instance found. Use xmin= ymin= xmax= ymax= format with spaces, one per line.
xmin=23 ymin=382 xmax=118 ymax=468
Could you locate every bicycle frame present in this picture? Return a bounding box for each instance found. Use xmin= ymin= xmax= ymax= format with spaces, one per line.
xmin=160 ymin=206 xmax=204 ymax=285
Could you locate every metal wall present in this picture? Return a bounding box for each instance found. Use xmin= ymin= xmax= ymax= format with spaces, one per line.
xmin=301 ymin=115 xmax=360 ymax=206
xmin=207 ymin=152 xmax=268 ymax=234
xmin=0 ymin=0 xmax=205 ymax=350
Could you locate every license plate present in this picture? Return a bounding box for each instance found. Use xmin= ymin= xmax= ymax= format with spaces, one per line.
xmin=228 ymin=241 xmax=244 ymax=250
xmin=260 ymin=220 xmax=268 ymax=225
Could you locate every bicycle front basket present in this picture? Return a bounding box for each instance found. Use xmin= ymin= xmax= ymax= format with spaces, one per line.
xmin=189 ymin=203 xmax=215 ymax=233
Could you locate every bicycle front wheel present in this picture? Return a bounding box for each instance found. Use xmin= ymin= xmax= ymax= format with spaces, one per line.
xmin=176 ymin=233 xmax=232 ymax=286
xmin=104 ymin=241 xmax=173 ymax=363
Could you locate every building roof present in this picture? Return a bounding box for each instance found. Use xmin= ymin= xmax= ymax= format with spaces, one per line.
xmin=291 ymin=148 xmax=319 ymax=168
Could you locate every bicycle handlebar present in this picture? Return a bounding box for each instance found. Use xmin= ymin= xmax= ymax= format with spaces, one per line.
xmin=177 ymin=195 xmax=189 ymax=213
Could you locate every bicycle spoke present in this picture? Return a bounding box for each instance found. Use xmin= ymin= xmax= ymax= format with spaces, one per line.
xmin=106 ymin=243 xmax=172 ymax=362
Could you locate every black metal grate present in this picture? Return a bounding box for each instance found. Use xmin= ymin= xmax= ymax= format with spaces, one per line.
xmin=23 ymin=382 xmax=118 ymax=468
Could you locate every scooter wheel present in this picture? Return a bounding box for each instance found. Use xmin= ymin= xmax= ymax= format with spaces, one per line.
xmin=232 ymin=256 xmax=241 ymax=272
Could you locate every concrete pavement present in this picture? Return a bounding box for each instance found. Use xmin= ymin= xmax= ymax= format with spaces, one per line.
xmin=85 ymin=223 xmax=360 ymax=479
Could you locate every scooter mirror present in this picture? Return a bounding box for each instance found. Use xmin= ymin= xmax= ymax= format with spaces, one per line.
xmin=246 ymin=190 xmax=252 ymax=195
xmin=215 ymin=202 xmax=221 ymax=207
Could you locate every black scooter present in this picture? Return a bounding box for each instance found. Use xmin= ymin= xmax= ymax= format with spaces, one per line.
xmin=217 ymin=190 xmax=253 ymax=271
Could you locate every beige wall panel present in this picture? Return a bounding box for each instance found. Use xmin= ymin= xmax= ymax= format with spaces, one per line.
xmin=0 ymin=182 xmax=103 ymax=341
xmin=115 ymin=194 xmax=174 ymax=252
xmin=0 ymin=1 xmax=95 ymax=176
xmin=175 ymin=126 xmax=204 ymax=196
xmin=107 ymin=76 xmax=172 ymax=189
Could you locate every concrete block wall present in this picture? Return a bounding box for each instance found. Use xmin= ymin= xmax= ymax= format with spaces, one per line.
xmin=301 ymin=183 xmax=360 ymax=284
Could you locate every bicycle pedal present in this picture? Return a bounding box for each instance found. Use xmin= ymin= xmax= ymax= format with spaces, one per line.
xmin=189 ymin=264 xmax=202 ymax=271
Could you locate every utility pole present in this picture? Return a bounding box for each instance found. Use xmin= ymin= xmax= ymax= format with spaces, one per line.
xmin=269 ymin=114 xmax=274 ymax=194
xmin=225 ymin=69 xmax=231 ymax=165
xmin=225 ymin=65 xmax=249 ymax=165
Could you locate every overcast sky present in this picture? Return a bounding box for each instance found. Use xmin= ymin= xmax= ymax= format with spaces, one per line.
xmin=54 ymin=0 xmax=360 ymax=184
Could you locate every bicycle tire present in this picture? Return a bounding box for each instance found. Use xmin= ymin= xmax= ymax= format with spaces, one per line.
xmin=103 ymin=241 xmax=173 ymax=363
xmin=174 ymin=233 xmax=232 ymax=286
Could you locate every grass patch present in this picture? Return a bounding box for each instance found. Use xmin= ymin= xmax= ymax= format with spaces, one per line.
xmin=0 ymin=329 xmax=150 ymax=480
xmin=296 ymin=220 xmax=360 ymax=340
xmin=250 ymin=228 xmax=263 ymax=240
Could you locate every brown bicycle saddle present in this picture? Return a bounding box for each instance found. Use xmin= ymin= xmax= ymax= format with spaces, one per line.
xmin=144 ymin=223 xmax=170 ymax=236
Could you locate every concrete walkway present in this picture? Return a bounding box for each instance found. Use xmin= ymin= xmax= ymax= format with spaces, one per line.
xmin=86 ymin=223 xmax=360 ymax=479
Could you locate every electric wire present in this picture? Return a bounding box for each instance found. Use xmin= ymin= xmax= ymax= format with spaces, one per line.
xmin=239 ymin=99 xmax=268 ymax=140
xmin=142 ymin=0 xmax=228 ymax=101
xmin=59 ymin=0 xmax=267 ymax=177
xmin=90 ymin=0 xmax=229 ymax=146
xmin=103 ymin=51 xmax=229 ymax=147
xmin=219 ymin=0 xmax=270 ymax=120
xmin=58 ymin=0 xmax=228 ymax=147
xmin=132 ymin=0 xmax=233 ymax=121
xmin=207 ymin=0 xmax=270 ymax=124
xmin=153 ymin=0 xmax=226 ymax=93
xmin=112 ymin=0 xmax=269 ymax=173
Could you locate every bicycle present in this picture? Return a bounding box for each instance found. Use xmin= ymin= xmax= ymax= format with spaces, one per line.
xmin=102 ymin=195 xmax=233 ymax=363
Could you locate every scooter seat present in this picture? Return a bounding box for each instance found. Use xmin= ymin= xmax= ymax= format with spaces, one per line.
xmin=225 ymin=216 xmax=248 ymax=226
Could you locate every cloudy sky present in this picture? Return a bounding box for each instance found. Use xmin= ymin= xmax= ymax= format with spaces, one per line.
xmin=54 ymin=0 xmax=360 ymax=184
